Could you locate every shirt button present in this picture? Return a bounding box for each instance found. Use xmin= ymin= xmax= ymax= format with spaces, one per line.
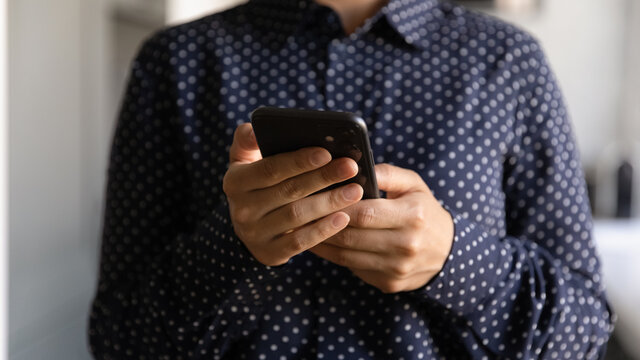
xmin=329 ymin=289 xmax=344 ymax=304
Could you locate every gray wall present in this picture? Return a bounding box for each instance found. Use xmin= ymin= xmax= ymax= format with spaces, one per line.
xmin=7 ymin=0 xmax=163 ymax=357
xmin=1 ymin=0 xmax=8 ymax=357
xmin=483 ymin=0 xmax=636 ymax=217
xmin=9 ymin=0 xmax=111 ymax=358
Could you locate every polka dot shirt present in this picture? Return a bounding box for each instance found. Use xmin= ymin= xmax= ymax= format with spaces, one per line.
xmin=89 ymin=0 xmax=614 ymax=358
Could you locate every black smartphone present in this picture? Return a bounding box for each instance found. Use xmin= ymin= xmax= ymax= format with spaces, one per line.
xmin=250 ymin=107 xmax=379 ymax=199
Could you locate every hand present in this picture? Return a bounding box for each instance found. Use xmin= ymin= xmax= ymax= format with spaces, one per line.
xmin=310 ymin=164 xmax=454 ymax=293
xmin=223 ymin=123 xmax=364 ymax=267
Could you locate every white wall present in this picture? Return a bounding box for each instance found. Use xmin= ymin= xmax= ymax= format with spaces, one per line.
xmin=166 ymin=0 xmax=245 ymax=24
xmin=1 ymin=0 xmax=8 ymax=358
xmin=484 ymin=0 xmax=628 ymax=168
xmin=8 ymin=0 xmax=109 ymax=358
xmin=621 ymin=0 xmax=640 ymax=218
xmin=481 ymin=0 xmax=637 ymax=217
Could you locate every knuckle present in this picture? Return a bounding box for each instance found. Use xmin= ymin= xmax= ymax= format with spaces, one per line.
xmin=222 ymin=172 xmax=236 ymax=195
xmin=279 ymin=179 xmax=305 ymax=200
xmin=329 ymin=188 xmax=346 ymax=208
xmin=317 ymin=221 xmax=335 ymax=240
xmin=337 ymin=230 xmax=354 ymax=248
xmin=391 ymin=262 xmax=412 ymax=278
xmin=287 ymin=231 xmax=308 ymax=254
xmin=333 ymin=250 xmax=349 ymax=266
xmin=409 ymin=203 xmax=427 ymax=228
xmin=399 ymin=237 xmax=422 ymax=257
xmin=411 ymin=170 xmax=429 ymax=190
xmin=231 ymin=205 xmax=252 ymax=225
xmin=260 ymin=158 xmax=280 ymax=181
xmin=356 ymin=206 xmax=375 ymax=227
xmin=319 ymin=164 xmax=336 ymax=184
xmin=286 ymin=202 xmax=305 ymax=223
xmin=292 ymin=152 xmax=310 ymax=171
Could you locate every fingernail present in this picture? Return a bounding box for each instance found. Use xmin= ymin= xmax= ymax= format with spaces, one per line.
xmin=342 ymin=185 xmax=361 ymax=201
xmin=247 ymin=127 xmax=256 ymax=142
xmin=332 ymin=213 xmax=349 ymax=228
xmin=311 ymin=150 xmax=331 ymax=166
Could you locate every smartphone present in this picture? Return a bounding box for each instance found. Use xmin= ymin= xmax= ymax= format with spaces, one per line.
xmin=250 ymin=107 xmax=379 ymax=199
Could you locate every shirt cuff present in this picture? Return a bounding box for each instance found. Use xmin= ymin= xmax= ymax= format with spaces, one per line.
xmin=409 ymin=210 xmax=504 ymax=316
xmin=210 ymin=200 xmax=288 ymax=284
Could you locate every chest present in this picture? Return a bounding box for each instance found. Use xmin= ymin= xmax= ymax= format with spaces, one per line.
xmin=174 ymin=34 xmax=518 ymax=237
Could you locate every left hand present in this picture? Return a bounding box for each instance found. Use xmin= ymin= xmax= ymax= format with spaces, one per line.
xmin=310 ymin=163 xmax=454 ymax=293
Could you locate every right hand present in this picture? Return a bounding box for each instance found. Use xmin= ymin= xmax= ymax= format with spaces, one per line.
xmin=223 ymin=123 xmax=364 ymax=266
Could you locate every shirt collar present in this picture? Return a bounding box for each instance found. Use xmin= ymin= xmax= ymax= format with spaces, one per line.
xmin=247 ymin=0 xmax=440 ymax=50
xmin=382 ymin=0 xmax=439 ymax=49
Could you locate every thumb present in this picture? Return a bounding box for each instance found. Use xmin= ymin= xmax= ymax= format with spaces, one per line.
xmin=229 ymin=123 xmax=262 ymax=164
xmin=375 ymin=163 xmax=427 ymax=198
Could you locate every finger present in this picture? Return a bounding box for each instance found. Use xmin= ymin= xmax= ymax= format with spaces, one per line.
xmin=340 ymin=199 xmax=406 ymax=229
xmin=323 ymin=227 xmax=397 ymax=253
xmin=251 ymin=158 xmax=358 ymax=216
xmin=309 ymin=243 xmax=387 ymax=272
xmin=260 ymin=183 xmax=363 ymax=239
xmin=350 ymin=268 xmax=433 ymax=293
xmin=229 ymin=123 xmax=262 ymax=164
xmin=375 ymin=163 xmax=427 ymax=197
xmin=270 ymin=212 xmax=350 ymax=265
xmin=311 ymin=243 xmax=421 ymax=281
xmin=349 ymin=268 xmax=403 ymax=293
xmin=231 ymin=147 xmax=333 ymax=191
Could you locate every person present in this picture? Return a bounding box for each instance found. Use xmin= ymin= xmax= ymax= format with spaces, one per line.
xmin=88 ymin=0 xmax=614 ymax=358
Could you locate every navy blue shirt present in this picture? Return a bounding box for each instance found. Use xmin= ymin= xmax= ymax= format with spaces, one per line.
xmin=89 ymin=0 xmax=614 ymax=358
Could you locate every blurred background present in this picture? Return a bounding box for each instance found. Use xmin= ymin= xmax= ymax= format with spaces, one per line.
xmin=4 ymin=0 xmax=640 ymax=359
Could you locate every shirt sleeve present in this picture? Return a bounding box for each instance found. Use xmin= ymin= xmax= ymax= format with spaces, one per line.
xmin=88 ymin=34 xmax=281 ymax=359
xmin=411 ymin=42 xmax=614 ymax=359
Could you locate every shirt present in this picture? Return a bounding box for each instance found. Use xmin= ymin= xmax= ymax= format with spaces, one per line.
xmin=88 ymin=0 xmax=614 ymax=358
